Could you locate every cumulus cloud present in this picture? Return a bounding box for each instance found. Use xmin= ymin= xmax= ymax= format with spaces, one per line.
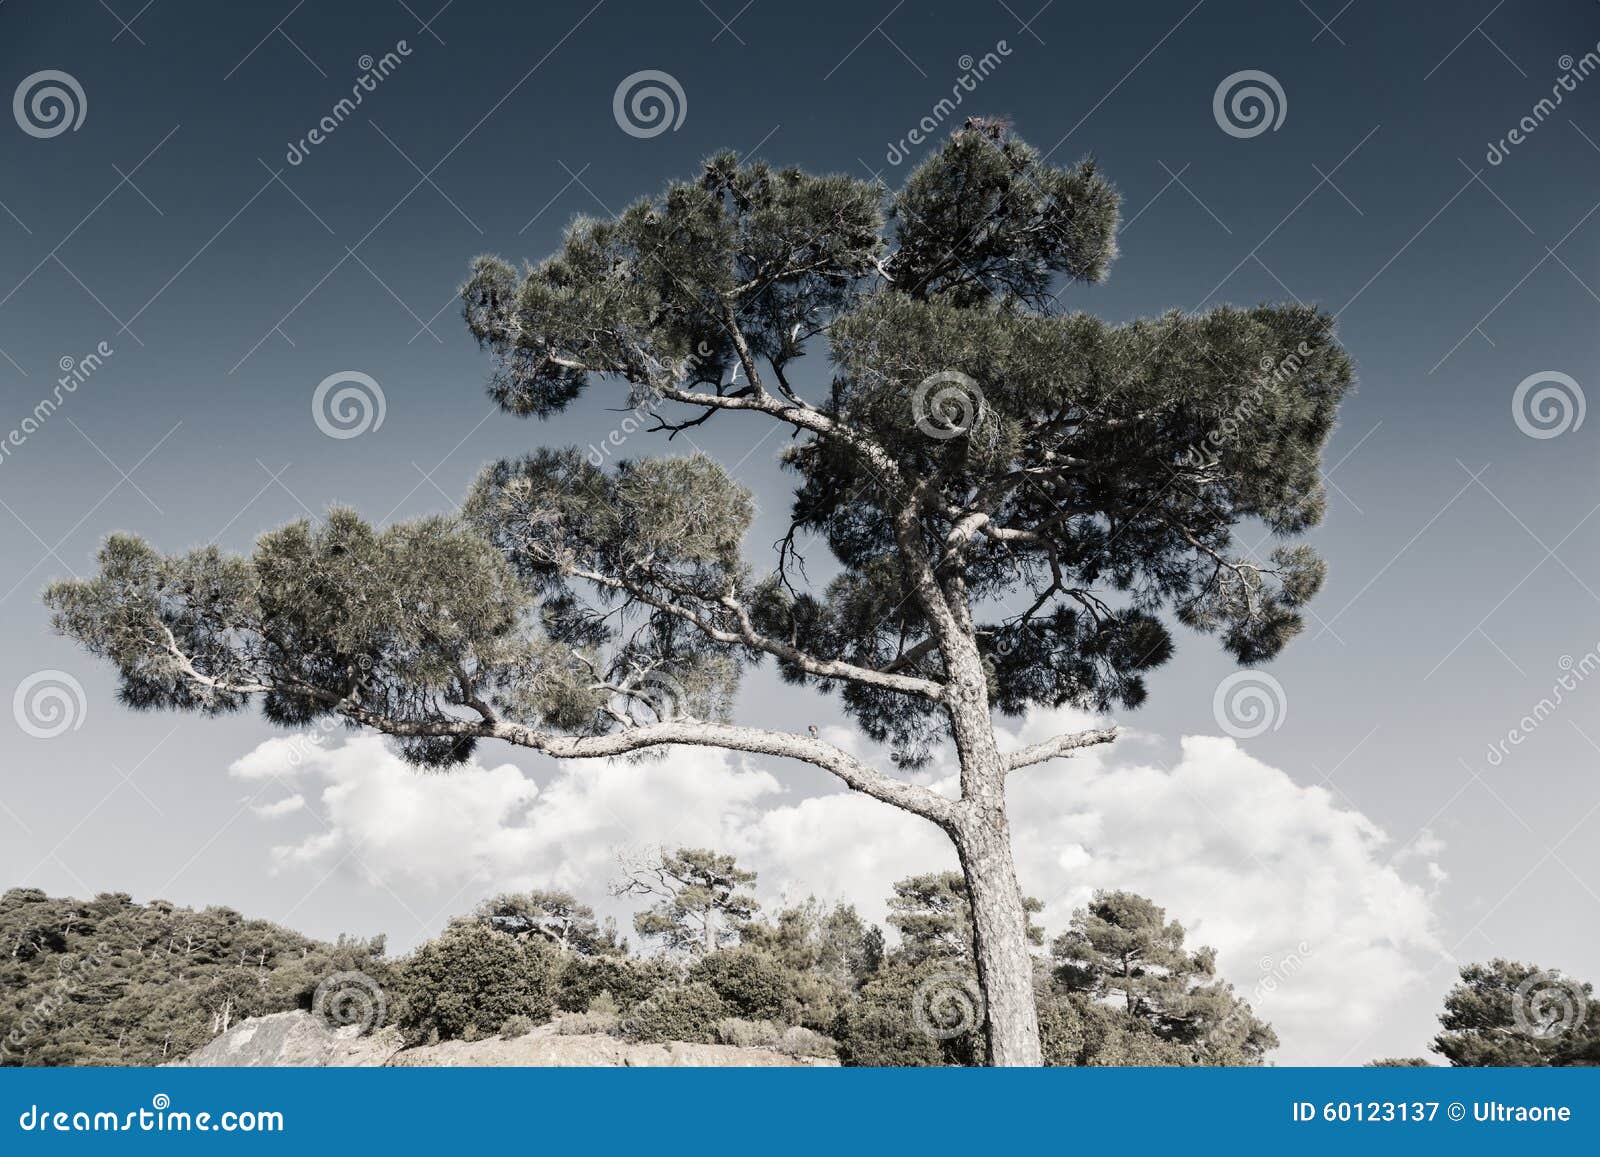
xmin=228 ymin=708 xmax=1444 ymax=1062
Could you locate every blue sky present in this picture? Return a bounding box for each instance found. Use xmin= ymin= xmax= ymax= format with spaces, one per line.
xmin=2 ymin=0 xmax=1598 ymax=1063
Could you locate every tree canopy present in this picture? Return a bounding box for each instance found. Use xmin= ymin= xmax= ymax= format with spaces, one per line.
xmin=42 ymin=119 xmax=1355 ymax=1065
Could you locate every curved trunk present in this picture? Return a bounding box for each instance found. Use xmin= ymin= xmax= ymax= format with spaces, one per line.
xmin=951 ymin=804 xmax=1043 ymax=1066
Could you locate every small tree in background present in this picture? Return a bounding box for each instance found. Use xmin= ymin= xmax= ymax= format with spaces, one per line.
xmin=612 ymin=848 xmax=760 ymax=955
xmin=471 ymin=889 xmax=624 ymax=956
xmin=1051 ymin=890 xmax=1276 ymax=1064
xmin=1431 ymin=960 xmax=1597 ymax=1066
xmin=44 ymin=121 xmax=1354 ymax=1063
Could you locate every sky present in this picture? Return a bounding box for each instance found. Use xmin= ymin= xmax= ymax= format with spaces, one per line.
xmin=1 ymin=0 xmax=1598 ymax=1065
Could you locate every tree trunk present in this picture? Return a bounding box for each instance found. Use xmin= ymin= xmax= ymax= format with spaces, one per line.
xmin=952 ymin=805 xmax=1043 ymax=1066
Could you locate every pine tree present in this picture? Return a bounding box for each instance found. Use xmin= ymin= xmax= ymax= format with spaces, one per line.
xmin=44 ymin=120 xmax=1354 ymax=1064
xmin=611 ymin=848 xmax=759 ymax=955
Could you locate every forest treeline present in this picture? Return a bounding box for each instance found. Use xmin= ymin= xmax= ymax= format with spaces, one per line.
xmin=2 ymin=849 xmax=1593 ymax=1066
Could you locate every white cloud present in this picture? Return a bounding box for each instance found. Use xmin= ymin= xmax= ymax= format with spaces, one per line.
xmin=252 ymin=794 xmax=305 ymax=819
xmin=228 ymin=708 xmax=1444 ymax=1063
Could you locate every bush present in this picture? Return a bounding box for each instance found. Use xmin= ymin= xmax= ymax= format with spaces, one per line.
xmin=714 ymin=1017 xmax=783 ymax=1049
xmin=623 ymin=982 xmax=728 ymax=1044
xmin=688 ymin=947 xmax=798 ymax=1022
xmin=777 ymin=1025 xmax=837 ymax=1060
xmin=831 ymin=962 xmax=979 ymax=1067
xmin=554 ymin=953 xmax=675 ymax=1013
xmin=499 ymin=1014 xmax=535 ymax=1038
xmin=555 ymin=1010 xmax=622 ymax=1036
xmin=395 ymin=922 xmax=555 ymax=1044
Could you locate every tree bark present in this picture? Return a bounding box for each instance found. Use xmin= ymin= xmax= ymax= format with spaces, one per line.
xmin=951 ymin=803 xmax=1043 ymax=1066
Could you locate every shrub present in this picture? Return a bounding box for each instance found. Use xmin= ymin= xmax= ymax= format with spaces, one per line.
xmin=778 ymin=1025 xmax=837 ymax=1060
xmin=554 ymin=953 xmax=675 ymax=1013
xmin=831 ymin=962 xmax=979 ymax=1067
xmin=688 ymin=947 xmax=798 ymax=1022
xmin=395 ymin=922 xmax=555 ymax=1044
xmin=623 ymin=982 xmax=728 ymax=1044
xmin=714 ymin=1017 xmax=783 ymax=1049
xmin=499 ymin=1014 xmax=535 ymax=1038
xmin=555 ymin=1010 xmax=622 ymax=1036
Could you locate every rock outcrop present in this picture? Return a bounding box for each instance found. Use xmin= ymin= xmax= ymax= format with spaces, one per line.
xmin=176 ymin=1012 xmax=836 ymax=1067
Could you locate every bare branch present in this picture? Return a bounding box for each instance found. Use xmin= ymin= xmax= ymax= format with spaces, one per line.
xmin=1004 ymin=725 xmax=1120 ymax=773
